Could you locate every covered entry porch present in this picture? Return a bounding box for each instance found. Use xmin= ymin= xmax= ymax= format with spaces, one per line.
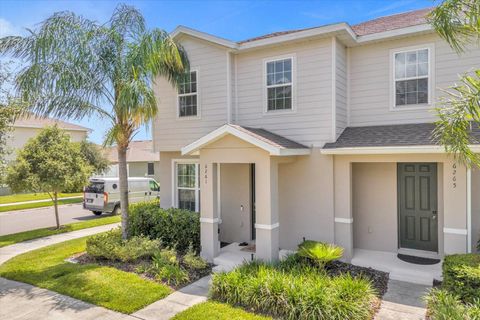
xmin=181 ymin=124 xmax=310 ymax=262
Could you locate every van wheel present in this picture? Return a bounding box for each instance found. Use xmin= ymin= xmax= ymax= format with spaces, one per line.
xmin=112 ymin=205 xmax=120 ymax=215
xmin=92 ymin=211 xmax=102 ymax=216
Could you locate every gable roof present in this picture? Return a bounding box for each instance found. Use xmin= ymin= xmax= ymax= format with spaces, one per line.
xmin=322 ymin=123 xmax=480 ymax=154
xmin=13 ymin=115 xmax=90 ymax=132
xmin=181 ymin=124 xmax=310 ymax=156
xmin=172 ymin=7 xmax=434 ymax=50
xmin=106 ymin=140 xmax=159 ymax=163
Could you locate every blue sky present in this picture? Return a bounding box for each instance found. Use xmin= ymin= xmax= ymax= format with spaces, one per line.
xmin=0 ymin=0 xmax=435 ymax=144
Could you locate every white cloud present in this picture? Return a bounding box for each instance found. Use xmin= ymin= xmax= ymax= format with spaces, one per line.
xmin=0 ymin=18 xmax=23 ymax=37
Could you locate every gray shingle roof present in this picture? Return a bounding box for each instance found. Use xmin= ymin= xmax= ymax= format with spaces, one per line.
xmin=229 ymin=124 xmax=308 ymax=149
xmin=323 ymin=123 xmax=480 ymax=149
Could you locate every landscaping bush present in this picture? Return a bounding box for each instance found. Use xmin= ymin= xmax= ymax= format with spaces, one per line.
xmin=442 ymin=254 xmax=480 ymax=304
xmin=183 ymin=247 xmax=208 ymax=270
xmin=151 ymin=249 xmax=190 ymax=286
xmin=297 ymin=240 xmax=343 ymax=267
xmin=210 ymin=256 xmax=377 ymax=320
xmin=128 ymin=201 xmax=200 ymax=253
xmin=86 ymin=228 xmax=160 ymax=262
xmin=425 ymin=289 xmax=480 ymax=320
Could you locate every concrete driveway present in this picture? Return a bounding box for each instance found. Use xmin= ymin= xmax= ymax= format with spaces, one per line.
xmin=0 ymin=203 xmax=113 ymax=235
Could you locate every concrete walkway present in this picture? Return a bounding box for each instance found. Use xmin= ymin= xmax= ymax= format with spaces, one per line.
xmin=0 ymin=196 xmax=82 ymax=207
xmin=375 ymin=280 xmax=430 ymax=320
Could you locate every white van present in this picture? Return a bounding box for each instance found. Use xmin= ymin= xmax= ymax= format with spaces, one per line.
xmin=83 ymin=177 xmax=160 ymax=215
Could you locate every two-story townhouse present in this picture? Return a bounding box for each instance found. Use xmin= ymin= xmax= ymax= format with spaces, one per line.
xmin=153 ymin=7 xmax=480 ymax=284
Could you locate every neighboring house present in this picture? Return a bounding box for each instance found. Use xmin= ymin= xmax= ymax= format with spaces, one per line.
xmin=101 ymin=140 xmax=160 ymax=182
xmin=1 ymin=115 xmax=90 ymax=194
xmin=152 ymin=8 xmax=480 ymax=283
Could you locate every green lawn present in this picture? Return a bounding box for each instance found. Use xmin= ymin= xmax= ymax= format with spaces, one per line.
xmin=0 ymin=236 xmax=171 ymax=314
xmin=0 ymin=215 xmax=121 ymax=247
xmin=172 ymin=302 xmax=272 ymax=320
xmin=0 ymin=197 xmax=83 ymax=212
xmin=0 ymin=192 xmax=82 ymax=204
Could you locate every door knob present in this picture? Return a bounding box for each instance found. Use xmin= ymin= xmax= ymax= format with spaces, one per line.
xmin=432 ymin=210 xmax=437 ymax=215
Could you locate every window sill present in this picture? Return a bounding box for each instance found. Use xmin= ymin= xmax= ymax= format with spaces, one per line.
xmin=389 ymin=103 xmax=432 ymax=112
xmin=176 ymin=115 xmax=201 ymax=121
xmin=263 ymin=108 xmax=297 ymax=116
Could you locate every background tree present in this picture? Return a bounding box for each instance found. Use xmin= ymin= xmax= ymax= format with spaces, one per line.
xmin=78 ymin=141 xmax=111 ymax=176
xmin=6 ymin=126 xmax=92 ymax=228
xmin=0 ymin=4 xmax=188 ymax=238
xmin=428 ymin=0 xmax=480 ymax=166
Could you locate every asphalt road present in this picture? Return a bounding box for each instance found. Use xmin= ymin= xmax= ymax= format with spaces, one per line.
xmin=0 ymin=203 xmax=112 ymax=235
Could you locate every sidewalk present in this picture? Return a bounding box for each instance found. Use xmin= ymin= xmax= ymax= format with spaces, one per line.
xmin=0 ymin=196 xmax=82 ymax=207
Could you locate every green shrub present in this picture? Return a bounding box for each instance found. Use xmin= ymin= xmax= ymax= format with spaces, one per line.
xmin=210 ymin=257 xmax=376 ymax=320
xmin=183 ymin=248 xmax=208 ymax=270
xmin=86 ymin=228 xmax=160 ymax=262
xmin=297 ymin=240 xmax=343 ymax=267
xmin=152 ymin=249 xmax=178 ymax=267
xmin=154 ymin=263 xmax=190 ymax=287
xmin=128 ymin=201 xmax=200 ymax=253
xmin=443 ymin=254 xmax=480 ymax=304
xmin=425 ymin=289 xmax=480 ymax=320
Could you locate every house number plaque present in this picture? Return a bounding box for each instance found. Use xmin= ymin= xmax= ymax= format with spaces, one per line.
xmin=452 ymin=163 xmax=456 ymax=188
xmin=204 ymin=165 xmax=208 ymax=184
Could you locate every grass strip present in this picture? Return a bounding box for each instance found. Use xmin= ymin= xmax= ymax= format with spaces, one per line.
xmin=0 ymin=236 xmax=171 ymax=314
xmin=172 ymin=302 xmax=272 ymax=320
xmin=0 ymin=192 xmax=82 ymax=204
xmin=0 ymin=197 xmax=83 ymax=212
xmin=0 ymin=215 xmax=121 ymax=247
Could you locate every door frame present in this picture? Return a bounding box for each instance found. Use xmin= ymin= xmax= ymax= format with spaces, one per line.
xmin=250 ymin=163 xmax=256 ymax=241
xmin=397 ymin=162 xmax=439 ymax=255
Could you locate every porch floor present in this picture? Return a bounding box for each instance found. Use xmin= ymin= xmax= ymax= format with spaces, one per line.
xmin=213 ymin=243 xmax=256 ymax=272
xmin=351 ymin=249 xmax=442 ymax=286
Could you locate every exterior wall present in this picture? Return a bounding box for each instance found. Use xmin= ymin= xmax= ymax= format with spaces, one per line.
xmin=153 ymin=35 xmax=229 ymax=151
xmin=473 ymin=167 xmax=480 ymax=253
xmin=349 ymin=33 xmax=480 ymax=127
xmin=278 ymin=148 xmax=334 ymax=250
xmin=127 ymin=161 xmax=161 ymax=182
xmin=235 ymin=39 xmax=333 ymax=147
xmin=158 ymin=151 xmax=199 ymax=208
xmin=334 ymin=154 xmax=465 ymax=261
xmin=335 ymin=38 xmax=348 ymax=138
xmin=6 ymin=127 xmax=87 ymax=161
xmin=219 ymin=163 xmax=251 ymax=244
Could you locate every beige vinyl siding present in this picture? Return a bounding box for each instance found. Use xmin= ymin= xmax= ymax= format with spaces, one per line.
xmin=153 ymin=35 xmax=229 ymax=151
xmin=349 ymin=33 xmax=480 ymax=126
xmin=235 ymin=39 xmax=333 ymax=147
xmin=335 ymin=39 xmax=347 ymax=138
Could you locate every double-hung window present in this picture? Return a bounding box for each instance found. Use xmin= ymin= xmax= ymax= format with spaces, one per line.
xmin=266 ymin=57 xmax=293 ymax=111
xmin=175 ymin=162 xmax=200 ymax=212
xmin=178 ymin=71 xmax=198 ymax=117
xmin=393 ymin=47 xmax=430 ymax=107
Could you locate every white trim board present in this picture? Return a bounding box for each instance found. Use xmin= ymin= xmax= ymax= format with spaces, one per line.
xmin=255 ymin=223 xmax=279 ymax=230
xmin=443 ymin=228 xmax=468 ymax=235
xmin=321 ymin=145 xmax=480 ymax=155
xmin=334 ymin=217 xmax=353 ymax=224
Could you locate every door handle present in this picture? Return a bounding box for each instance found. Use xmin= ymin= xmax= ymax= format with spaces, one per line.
xmin=432 ymin=210 xmax=437 ymax=215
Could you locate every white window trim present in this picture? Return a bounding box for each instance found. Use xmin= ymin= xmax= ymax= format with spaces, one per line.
xmin=263 ymin=54 xmax=297 ymax=115
xmin=389 ymin=43 xmax=435 ymax=111
xmin=176 ymin=69 xmax=201 ymax=120
xmin=171 ymin=159 xmax=200 ymax=211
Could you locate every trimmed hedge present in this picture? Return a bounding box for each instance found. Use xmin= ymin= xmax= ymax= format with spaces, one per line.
xmin=128 ymin=201 xmax=200 ymax=253
xmin=443 ymin=254 xmax=480 ymax=304
xmin=210 ymin=256 xmax=377 ymax=320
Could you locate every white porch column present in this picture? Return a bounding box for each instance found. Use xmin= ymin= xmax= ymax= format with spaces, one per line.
xmin=443 ymin=160 xmax=468 ymax=254
xmin=334 ymin=158 xmax=354 ymax=261
xmin=200 ymin=161 xmax=219 ymax=262
xmin=255 ymin=158 xmax=279 ymax=262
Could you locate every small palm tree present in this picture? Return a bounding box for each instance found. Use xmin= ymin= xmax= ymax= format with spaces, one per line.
xmin=297 ymin=240 xmax=344 ymax=268
xmin=0 ymin=4 xmax=188 ymax=238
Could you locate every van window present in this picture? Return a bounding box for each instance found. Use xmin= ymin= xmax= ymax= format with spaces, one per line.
xmin=149 ymin=180 xmax=160 ymax=191
xmin=85 ymin=182 xmax=104 ymax=194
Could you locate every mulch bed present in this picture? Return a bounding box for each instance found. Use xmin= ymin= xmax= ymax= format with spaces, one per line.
xmin=325 ymin=261 xmax=390 ymax=297
xmin=70 ymin=252 xmax=212 ymax=290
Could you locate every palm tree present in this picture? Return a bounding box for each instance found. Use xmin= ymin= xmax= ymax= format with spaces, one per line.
xmin=0 ymin=4 xmax=188 ymax=238
xmin=428 ymin=0 xmax=480 ymax=166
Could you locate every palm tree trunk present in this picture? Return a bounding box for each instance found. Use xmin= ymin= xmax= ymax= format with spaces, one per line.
xmin=53 ymin=191 xmax=60 ymax=229
xmin=118 ymin=144 xmax=129 ymax=239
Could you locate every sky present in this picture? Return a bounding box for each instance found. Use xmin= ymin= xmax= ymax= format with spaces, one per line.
xmin=0 ymin=0 xmax=435 ymax=144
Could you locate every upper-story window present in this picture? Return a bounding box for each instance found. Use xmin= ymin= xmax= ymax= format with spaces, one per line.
xmin=178 ymin=71 xmax=198 ymax=117
xmin=393 ymin=47 xmax=430 ymax=108
xmin=266 ymin=57 xmax=293 ymax=112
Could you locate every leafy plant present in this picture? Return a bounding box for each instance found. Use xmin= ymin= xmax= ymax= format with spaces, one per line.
xmin=86 ymin=228 xmax=160 ymax=262
xmin=425 ymin=289 xmax=480 ymax=320
xmin=183 ymin=246 xmax=207 ymax=270
xmin=152 ymin=249 xmax=178 ymax=267
xmin=210 ymin=257 xmax=377 ymax=320
xmin=128 ymin=202 xmax=200 ymax=253
xmin=154 ymin=263 xmax=190 ymax=287
xmin=297 ymin=240 xmax=344 ymax=268
xmin=442 ymin=254 xmax=480 ymax=304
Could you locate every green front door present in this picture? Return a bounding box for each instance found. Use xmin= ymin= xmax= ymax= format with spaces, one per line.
xmin=398 ymin=163 xmax=438 ymax=252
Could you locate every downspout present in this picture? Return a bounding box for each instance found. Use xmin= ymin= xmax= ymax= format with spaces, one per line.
xmin=226 ymin=51 xmax=232 ymax=124
xmin=467 ymin=167 xmax=472 ymax=252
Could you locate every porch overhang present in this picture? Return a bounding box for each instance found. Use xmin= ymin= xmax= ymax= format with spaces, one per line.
xmin=321 ymin=145 xmax=480 ymax=155
xmin=181 ymin=124 xmax=311 ymax=156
